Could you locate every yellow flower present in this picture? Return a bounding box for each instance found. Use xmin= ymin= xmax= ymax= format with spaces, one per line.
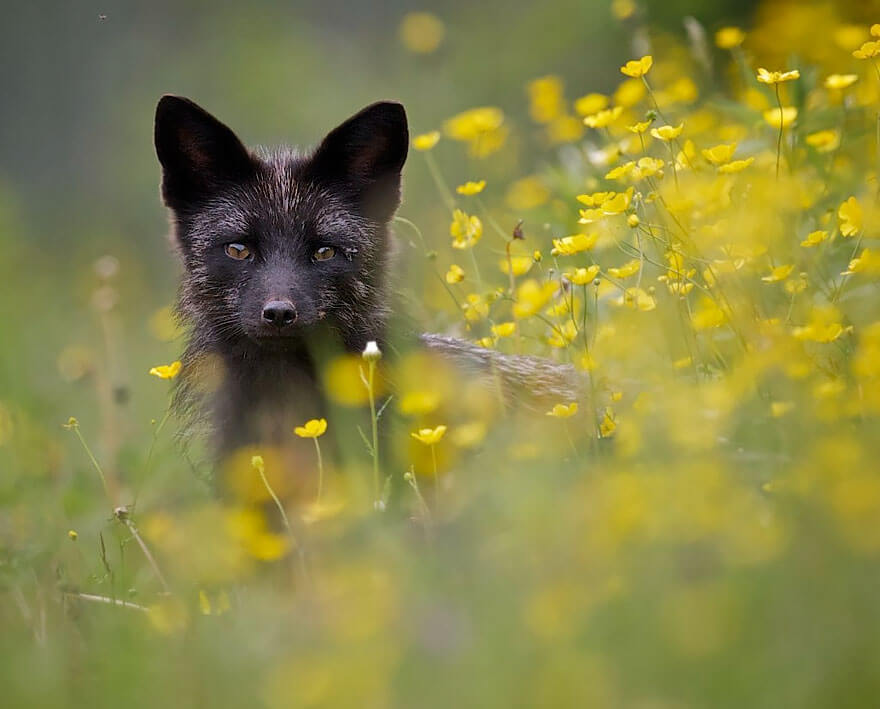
xmin=599 ymin=408 xmax=617 ymax=437
xmin=412 ymin=131 xmax=441 ymax=151
xmin=839 ymin=196 xmax=862 ymax=237
xmin=552 ymin=233 xmax=598 ymax=256
xmin=602 ymin=189 xmax=633 ymax=215
xmin=605 ymin=161 xmax=635 ymax=180
xmin=715 ymin=27 xmax=745 ymax=49
xmin=506 ymin=176 xmax=550 ymax=210
xmin=583 ymin=106 xmax=623 ymax=128
xmin=628 ymin=120 xmax=652 ymax=133
xmin=462 ymin=293 xmax=489 ymax=322
xmin=411 ymin=425 xmax=447 ymax=445
xmin=824 ymin=74 xmax=858 ymax=90
xmin=445 ymin=264 xmax=465 ymax=284
xmin=294 ymin=418 xmax=328 ymax=438
xmin=792 ymin=307 xmax=853 ymax=343
xmin=843 ymin=248 xmax=880 ymax=276
xmin=633 ymin=157 xmax=665 ymax=180
xmin=547 ymin=402 xmax=578 ymax=418
xmin=68 ymin=530 xmax=78 ymax=541
xmin=701 ymin=143 xmax=737 ymax=165
xmin=763 ymin=107 xmax=797 ymax=128
xmin=627 ymin=214 xmax=640 ymax=228
xmin=491 ymin=321 xmax=517 ymax=338
xmin=398 ymin=391 xmax=441 ymax=416
xmin=650 ymin=123 xmax=684 ymax=141
xmin=801 ymin=230 xmax=828 ymax=248
xmin=512 ymin=280 xmax=557 ymax=318
xmin=399 ymin=12 xmax=445 ymax=54
xmin=566 ymin=265 xmax=601 ymax=285
xmin=853 ymin=40 xmax=880 ymax=60
xmin=617 ymin=287 xmax=656 ymax=311
xmin=149 ymin=361 xmax=182 ymax=380
xmin=450 ymin=209 xmax=483 ymax=249
xmin=574 ymin=93 xmax=609 ymax=117
xmin=607 ymin=259 xmax=641 ymax=279
xmin=805 ymin=130 xmax=840 ymax=153
xmin=499 ymin=255 xmax=533 ymax=276
xmin=620 ymin=55 xmax=653 ymax=78
xmin=756 ymin=67 xmax=800 ymax=84
xmin=456 ymin=180 xmax=486 ymax=195
xmin=761 ymin=264 xmax=795 ymax=283
xmin=528 ymin=76 xmax=565 ymax=124
xmin=718 ymin=158 xmax=754 ymax=174
xmin=443 ymin=107 xmax=507 ymax=157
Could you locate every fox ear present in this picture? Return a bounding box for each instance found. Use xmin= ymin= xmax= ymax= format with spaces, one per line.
xmin=306 ymin=101 xmax=408 ymax=221
xmin=154 ymin=95 xmax=256 ymax=210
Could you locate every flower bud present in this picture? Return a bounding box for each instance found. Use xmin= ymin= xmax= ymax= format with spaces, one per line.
xmin=362 ymin=340 xmax=382 ymax=362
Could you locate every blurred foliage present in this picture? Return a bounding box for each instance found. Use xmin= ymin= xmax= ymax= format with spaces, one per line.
xmin=5 ymin=0 xmax=880 ymax=707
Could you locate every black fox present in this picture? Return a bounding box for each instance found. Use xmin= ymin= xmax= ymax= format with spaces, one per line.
xmin=154 ymin=96 xmax=579 ymax=464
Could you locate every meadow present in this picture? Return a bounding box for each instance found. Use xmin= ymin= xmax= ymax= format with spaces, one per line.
xmin=3 ymin=2 xmax=880 ymax=706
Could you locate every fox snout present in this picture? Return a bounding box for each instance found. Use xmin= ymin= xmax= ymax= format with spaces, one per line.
xmin=261 ymin=299 xmax=297 ymax=330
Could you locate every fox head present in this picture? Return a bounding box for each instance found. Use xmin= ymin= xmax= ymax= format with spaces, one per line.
xmin=154 ymin=96 xmax=408 ymax=355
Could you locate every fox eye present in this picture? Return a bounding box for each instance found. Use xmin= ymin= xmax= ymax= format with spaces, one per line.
xmin=224 ymin=243 xmax=251 ymax=260
xmin=313 ymin=246 xmax=336 ymax=262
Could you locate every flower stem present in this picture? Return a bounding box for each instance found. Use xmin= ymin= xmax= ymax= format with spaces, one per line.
xmin=313 ymin=438 xmax=324 ymax=504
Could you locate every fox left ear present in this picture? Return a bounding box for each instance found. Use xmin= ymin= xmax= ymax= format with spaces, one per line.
xmin=305 ymin=101 xmax=409 ymax=221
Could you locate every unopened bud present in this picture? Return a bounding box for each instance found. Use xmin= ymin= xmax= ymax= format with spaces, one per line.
xmin=362 ymin=340 xmax=382 ymax=362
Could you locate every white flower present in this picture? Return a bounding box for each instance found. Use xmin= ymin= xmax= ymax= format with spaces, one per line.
xmin=362 ymin=340 xmax=382 ymax=362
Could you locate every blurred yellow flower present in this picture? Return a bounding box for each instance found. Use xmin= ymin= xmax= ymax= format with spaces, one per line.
xmin=628 ymin=120 xmax=652 ymax=133
xmin=617 ymin=287 xmax=656 ymax=311
xmin=399 ymin=12 xmax=445 ymax=54
xmin=294 ymin=419 xmax=328 ymax=438
xmin=512 ymin=280 xmax=557 ymax=318
xmin=527 ymin=76 xmax=565 ymax=124
xmin=149 ymin=361 xmax=182 ymax=380
xmin=824 ymin=74 xmax=858 ymax=90
xmin=715 ymin=27 xmax=745 ymax=49
xmin=450 ymin=209 xmax=483 ymax=249
xmin=462 ymin=293 xmax=489 ymax=322
xmin=701 ymin=143 xmax=737 ymax=165
xmin=499 ymin=255 xmax=533 ymax=276
xmin=491 ymin=321 xmax=517 ymax=338
xmin=853 ymin=40 xmax=880 ymax=60
xmin=412 ymin=131 xmax=441 ymax=151
xmin=608 ymin=259 xmax=641 ymax=279
xmin=552 ymin=233 xmax=598 ymax=256
xmin=445 ymin=264 xmax=465 ymax=284
xmin=583 ymin=106 xmax=623 ymax=128
xmin=398 ymin=391 xmax=441 ymax=416
xmin=411 ymin=425 xmax=447 ymax=445
xmin=574 ymin=93 xmax=608 ymax=116
xmin=599 ymin=408 xmax=617 ymax=437
xmin=763 ymin=107 xmax=797 ymax=128
xmin=761 ymin=264 xmax=795 ymax=283
xmin=805 ymin=130 xmax=840 ymax=153
xmin=506 ymin=176 xmax=550 ymax=210
xmin=650 ymin=123 xmax=684 ymax=141
xmin=718 ymin=158 xmax=754 ymax=174
xmin=839 ymin=196 xmax=862 ymax=237
xmin=456 ymin=180 xmax=486 ymax=195
xmin=620 ymin=55 xmax=653 ymax=78
xmin=547 ymin=402 xmax=578 ymax=418
xmin=843 ymin=249 xmax=880 ymax=276
xmin=566 ymin=265 xmax=601 ymax=285
xmin=770 ymin=401 xmax=795 ymax=418
xmin=756 ymin=67 xmax=800 ymax=84
xmin=801 ymin=230 xmax=828 ymax=247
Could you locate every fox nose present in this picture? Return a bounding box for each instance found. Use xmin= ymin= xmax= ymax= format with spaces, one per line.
xmin=261 ymin=300 xmax=297 ymax=328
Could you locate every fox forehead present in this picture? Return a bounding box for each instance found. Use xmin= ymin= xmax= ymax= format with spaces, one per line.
xmin=185 ymin=151 xmax=372 ymax=252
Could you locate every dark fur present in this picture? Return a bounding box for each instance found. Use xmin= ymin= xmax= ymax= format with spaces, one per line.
xmin=154 ymin=96 xmax=580 ymax=459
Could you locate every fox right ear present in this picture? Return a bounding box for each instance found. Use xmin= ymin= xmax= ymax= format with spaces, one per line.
xmin=154 ymin=95 xmax=256 ymax=210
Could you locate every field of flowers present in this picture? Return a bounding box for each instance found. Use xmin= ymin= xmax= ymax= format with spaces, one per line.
xmin=4 ymin=3 xmax=880 ymax=707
